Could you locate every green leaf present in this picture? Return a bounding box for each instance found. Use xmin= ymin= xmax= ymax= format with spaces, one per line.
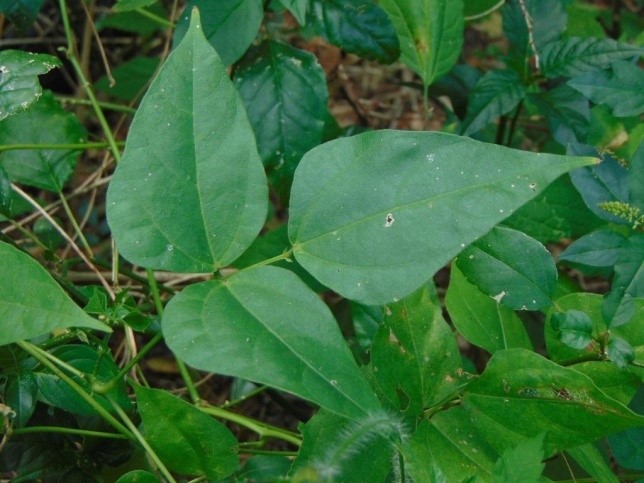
xmin=540 ymin=37 xmax=644 ymax=78
xmin=456 ymin=226 xmax=557 ymax=310
xmin=559 ymin=229 xmax=627 ymax=271
xmin=571 ymin=361 xmax=639 ymax=407
xmin=94 ymin=56 xmax=160 ymax=102
xmin=162 ymin=266 xmax=381 ymax=420
xmin=568 ymin=60 xmax=644 ymax=118
xmin=307 ymin=0 xmax=400 ymax=63
xmin=630 ymin=142 xmax=643 ymax=211
xmin=492 ymin=433 xmax=545 ymax=483
xmin=460 ymin=69 xmax=526 ymax=136
xmin=463 ymin=348 xmax=644 ymax=454
xmin=446 ymin=264 xmax=532 ymax=354
xmin=107 ymin=9 xmax=268 ymax=273
xmin=370 ymin=283 xmax=462 ymax=418
xmin=464 ymin=0 xmax=505 ymax=20
xmin=288 ymin=130 xmax=596 ymax=305
xmin=234 ymin=455 xmax=291 ymax=482
xmin=608 ymin=388 xmax=644 ymax=471
xmin=233 ymin=40 xmax=328 ymax=178
xmin=379 ymin=0 xmax=463 ymax=85
xmin=115 ymin=470 xmax=160 ymax=483
xmin=0 ymin=242 xmax=109 ymax=346
xmin=113 ymin=0 xmax=159 ymax=12
xmin=551 ymin=310 xmax=593 ymax=350
xmin=0 ymin=0 xmax=44 ymax=30
xmin=0 ymin=165 xmax=12 ymax=216
xmin=174 ymin=0 xmax=264 ymax=66
xmin=530 ymin=84 xmax=590 ymax=145
xmin=97 ymin=4 xmax=164 ymax=36
xmin=134 ymin=385 xmax=238 ymax=479
xmin=3 ymin=373 xmax=37 ymax=428
xmin=606 ymin=336 xmax=635 ymax=369
xmin=0 ymin=90 xmax=86 ymax=192
xmin=278 ymin=0 xmax=307 ymax=25
xmin=351 ymin=302 xmax=382 ymax=353
xmin=567 ymin=444 xmax=619 ymax=483
xmin=0 ymin=50 xmax=61 ymax=121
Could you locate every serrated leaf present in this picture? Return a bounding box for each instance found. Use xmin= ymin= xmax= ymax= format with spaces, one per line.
xmin=3 ymin=373 xmax=37 ymax=428
xmin=559 ymin=229 xmax=627 ymax=271
xmin=162 ymin=266 xmax=381 ymax=420
xmin=174 ymin=0 xmax=263 ymax=66
xmin=460 ymin=69 xmax=526 ymax=136
xmin=107 ymin=9 xmax=268 ymax=273
xmin=0 ymin=242 xmax=109 ymax=346
xmin=540 ymin=37 xmax=644 ymax=78
xmin=289 ymin=130 xmax=596 ymax=305
xmin=568 ymin=60 xmax=644 ymax=118
xmin=0 ymin=0 xmax=44 ymax=30
xmin=456 ymin=226 xmax=557 ymax=310
xmin=0 ymin=50 xmax=60 ymax=121
xmin=135 ymin=386 xmax=238 ymax=479
xmin=446 ymin=264 xmax=532 ymax=354
xmin=0 ymin=90 xmax=86 ymax=192
xmin=379 ymin=0 xmax=463 ymax=85
xmin=530 ymin=84 xmax=590 ymax=146
xmin=551 ymin=310 xmax=593 ymax=350
xmin=606 ymin=336 xmax=635 ymax=369
xmin=492 ymin=433 xmax=545 ymax=483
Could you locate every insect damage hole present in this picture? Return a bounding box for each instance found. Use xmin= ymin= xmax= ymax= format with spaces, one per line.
xmin=384 ymin=213 xmax=395 ymax=227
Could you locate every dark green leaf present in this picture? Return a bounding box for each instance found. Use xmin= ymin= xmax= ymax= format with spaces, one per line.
xmin=3 ymin=373 xmax=37 ymax=427
xmin=456 ymin=226 xmax=557 ymax=310
xmin=174 ymin=0 xmax=263 ymax=66
xmin=33 ymin=217 xmax=65 ymax=250
xmin=568 ymin=61 xmax=644 ymax=118
xmin=135 ymin=385 xmax=238 ymax=479
xmin=351 ymin=302 xmax=382 ymax=353
xmin=629 ymin=142 xmax=643 ymax=211
xmin=94 ymin=56 xmax=160 ymax=102
xmin=460 ymin=69 xmax=526 ymax=136
xmin=307 ymin=0 xmax=400 ymax=63
xmin=0 ymin=242 xmax=109 ymax=346
xmin=431 ymin=64 xmax=482 ymax=119
xmin=0 ymin=165 xmax=12 ymax=216
xmin=550 ymin=310 xmax=593 ymax=350
xmin=540 ymin=37 xmax=644 ymax=78
xmin=235 ymin=455 xmax=291 ymax=482
xmin=113 ymin=0 xmax=159 ymax=12
xmin=0 ymin=50 xmax=61 ymax=121
xmin=278 ymin=0 xmax=308 ymax=25
xmin=0 ymin=90 xmax=86 ymax=192
xmin=162 ymin=266 xmax=381 ymax=420
xmin=606 ymin=336 xmax=635 ymax=369
xmin=567 ymin=444 xmax=619 ymax=483
xmin=492 ymin=433 xmax=545 ymax=483
xmin=97 ymin=4 xmax=165 ymax=35
xmin=608 ymin=387 xmax=644 ymax=470
xmin=446 ymin=264 xmax=532 ymax=353
xmin=379 ymin=0 xmax=463 ymax=85
xmin=559 ymin=229 xmax=627 ymax=271
xmin=107 ymin=9 xmax=268 ymax=273
xmin=530 ymin=84 xmax=590 ymax=145
xmin=0 ymin=0 xmax=44 ymax=30
xmin=289 ymin=130 xmax=596 ymax=305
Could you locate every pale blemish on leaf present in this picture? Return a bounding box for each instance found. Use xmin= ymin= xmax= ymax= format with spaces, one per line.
xmin=384 ymin=213 xmax=395 ymax=227
xmin=492 ymin=291 xmax=506 ymax=303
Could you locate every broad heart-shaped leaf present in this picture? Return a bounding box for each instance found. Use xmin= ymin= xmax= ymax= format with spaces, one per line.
xmin=134 ymin=386 xmax=238 ymax=479
xmin=379 ymin=0 xmax=463 ymax=86
xmin=540 ymin=37 xmax=644 ymax=78
xmin=0 ymin=90 xmax=86 ymax=192
xmin=370 ymin=283 xmax=462 ymax=419
xmin=307 ymin=0 xmax=400 ymax=63
xmin=462 ymin=348 xmax=644 ymax=455
xmin=289 ymin=130 xmax=597 ymax=305
xmin=233 ymin=40 xmax=328 ymax=178
xmin=174 ymin=0 xmax=263 ymax=66
xmin=162 ymin=266 xmax=381 ymax=420
xmin=0 ymin=242 xmax=109 ymax=346
xmin=456 ymin=226 xmax=557 ymax=310
xmin=445 ymin=264 xmax=532 ymax=354
xmin=568 ymin=60 xmax=644 ymax=118
xmin=460 ymin=69 xmax=526 ymax=137
xmin=107 ymin=9 xmax=268 ymax=273
xmin=0 ymin=0 xmax=44 ymax=30
xmin=0 ymin=50 xmax=60 ymax=121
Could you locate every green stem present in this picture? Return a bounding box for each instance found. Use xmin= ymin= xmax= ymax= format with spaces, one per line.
xmin=199 ymin=404 xmax=302 ymax=447
xmin=0 ymin=142 xmax=124 ymax=153
xmin=221 ymin=384 xmax=268 ymax=408
xmin=6 ymin=220 xmax=49 ymax=251
xmin=176 ymin=359 xmax=201 ymax=404
xmin=16 ymin=341 xmax=135 ymax=440
xmin=558 ymin=353 xmax=604 ymax=367
xmin=92 ymin=258 xmax=175 ymax=295
xmin=58 ymin=192 xmax=92 ymax=256
xmin=9 ymin=426 xmax=128 ymax=439
xmin=234 ymin=249 xmax=293 ymax=276
xmin=238 ymin=448 xmax=298 ymax=457
xmin=56 ymin=96 xmax=137 ymax=114
xmin=134 ymin=7 xmax=175 ymax=28
xmin=147 ymin=268 xmax=165 ymax=316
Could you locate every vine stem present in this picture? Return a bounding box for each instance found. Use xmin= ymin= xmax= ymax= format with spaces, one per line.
xmin=0 ymin=142 xmax=124 ymax=153
xmin=9 ymin=426 xmax=129 ymax=439
xmin=231 ymin=249 xmax=293 ymax=276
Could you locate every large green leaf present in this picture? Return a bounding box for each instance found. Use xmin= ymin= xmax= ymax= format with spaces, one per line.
xmin=174 ymin=0 xmax=264 ymax=66
xmin=288 ymin=130 xmax=596 ymax=305
xmin=456 ymin=226 xmax=557 ymax=310
xmin=463 ymin=348 xmax=644 ymax=455
xmin=107 ymin=10 xmax=268 ymax=273
xmin=540 ymin=37 xmax=644 ymax=78
xmin=559 ymin=229 xmax=627 ymax=272
xmin=0 ymin=50 xmax=60 ymax=122
xmin=445 ymin=264 xmax=532 ymax=354
xmin=0 ymin=91 xmax=86 ymax=192
xmin=3 ymin=373 xmax=37 ymax=428
xmin=379 ymin=0 xmax=463 ymax=86
xmin=0 ymin=242 xmax=108 ymax=346
xmin=135 ymin=386 xmax=238 ymax=479
xmin=571 ymin=361 xmax=638 ymax=407
xmin=162 ymin=266 xmax=381 ymax=420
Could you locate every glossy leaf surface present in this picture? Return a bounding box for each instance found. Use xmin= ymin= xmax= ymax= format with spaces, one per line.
xmin=107 ymin=10 xmax=268 ymax=273
xmin=289 ymin=130 xmax=595 ymax=305
xmin=550 ymin=310 xmax=593 ymax=350
xmin=162 ymin=266 xmax=381 ymax=420
xmin=0 ymin=242 xmax=108 ymax=346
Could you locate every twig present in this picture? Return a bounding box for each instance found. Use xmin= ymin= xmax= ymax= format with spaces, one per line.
xmin=517 ymin=0 xmax=540 ymax=70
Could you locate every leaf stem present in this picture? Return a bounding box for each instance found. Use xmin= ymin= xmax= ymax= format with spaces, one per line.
xmin=234 ymin=249 xmax=293 ymax=275
xmin=176 ymin=358 xmax=201 ymax=404
xmin=9 ymin=425 xmax=129 ymax=439
xmin=134 ymin=7 xmax=175 ymax=29
xmin=0 ymin=142 xmax=125 ymax=153
xmin=58 ymin=191 xmax=92 ymax=256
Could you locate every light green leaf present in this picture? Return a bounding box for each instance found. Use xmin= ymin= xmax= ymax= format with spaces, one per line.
xmin=0 ymin=90 xmax=86 ymax=192
xmin=567 ymin=444 xmax=619 ymax=483
xmin=135 ymin=385 xmax=238 ymax=479
xmin=460 ymin=69 xmax=526 ymax=136
xmin=463 ymin=348 xmax=644 ymax=455
xmin=162 ymin=266 xmax=381 ymax=420
xmin=289 ymin=130 xmax=596 ymax=305
xmin=113 ymin=0 xmax=158 ymax=12
xmin=568 ymin=60 xmax=644 ymax=117
xmin=0 ymin=50 xmax=60 ymax=121
xmin=540 ymin=37 xmax=644 ymax=78
xmin=446 ymin=264 xmax=532 ymax=354
xmin=456 ymin=226 xmax=557 ymax=310
xmin=379 ymin=0 xmax=463 ymax=85
xmin=278 ymin=0 xmax=307 ymax=25
xmin=492 ymin=433 xmax=545 ymax=483
xmin=174 ymin=0 xmax=263 ymax=66
xmin=107 ymin=9 xmax=268 ymax=273
xmin=0 ymin=242 xmax=109 ymax=346
xmin=606 ymin=336 xmax=635 ymax=369
xmin=571 ymin=361 xmax=639 ymax=407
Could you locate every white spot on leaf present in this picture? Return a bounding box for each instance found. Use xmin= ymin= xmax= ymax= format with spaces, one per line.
xmin=384 ymin=213 xmax=395 ymax=227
